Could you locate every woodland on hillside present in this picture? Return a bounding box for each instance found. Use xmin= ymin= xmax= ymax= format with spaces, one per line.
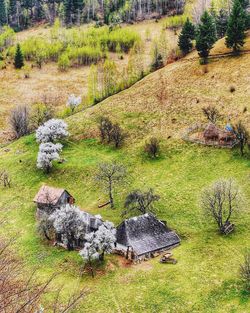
xmin=0 ymin=0 xmax=185 ymax=29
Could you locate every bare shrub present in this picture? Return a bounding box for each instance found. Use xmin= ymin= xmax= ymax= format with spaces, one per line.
xmin=99 ymin=116 xmax=113 ymax=143
xmin=233 ymin=121 xmax=249 ymax=156
xmin=144 ymin=137 xmax=160 ymax=158
xmin=111 ymin=123 xmax=126 ymax=148
xmin=0 ymin=170 xmax=11 ymax=187
xmin=99 ymin=117 xmax=126 ymax=148
xmin=30 ymin=102 xmax=55 ymax=129
xmin=9 ymin=105 xmax=30 ymax=138
xmin=229 ymin=85 xmax=236 ymax=93
xmin=202 ymin=105 xmax=220 ymax=124
xmin=240 ymin=253 xmax=250 ymax=291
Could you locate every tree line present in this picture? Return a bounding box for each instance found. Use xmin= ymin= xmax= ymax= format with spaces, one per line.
xmin=0 ymin=0 xmax=185 ymax=30
xmin=178 ymin=0 xmax=250 ymax=63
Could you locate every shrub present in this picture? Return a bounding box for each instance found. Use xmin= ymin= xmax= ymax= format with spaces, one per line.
xmin=9 ymin=105 xmax=30 ymax=138
xmin=144 ymin=137 xmax=160 ymax=158
xmin=58 ymin=53 xmax=70 ymax=71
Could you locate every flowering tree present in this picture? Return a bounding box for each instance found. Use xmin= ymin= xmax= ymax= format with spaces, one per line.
xmin=94 ymin=222 xmax=116 ymax=261
xmin=79 ymin=235 xmax=100 ymax=278
xmin=79 ymin=221 xmax=116 ymax=277
xmin=50 ymin=204 xmax=88 ymax=250
xmin=67 ymin=94 xmax=82 ymax=113
xmin=36 ymin=119 xmax=69 ymax=143
xmin=37 ymin=142 xmax=62 ymax=173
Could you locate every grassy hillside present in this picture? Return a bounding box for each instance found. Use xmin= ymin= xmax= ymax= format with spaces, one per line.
xmin=0 ymin=19 xmax=177 ymax=138
xmin=0 ymin=34 xmax=250 ymax=312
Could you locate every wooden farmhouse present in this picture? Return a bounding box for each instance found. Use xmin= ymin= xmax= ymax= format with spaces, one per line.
xmin=34 ymin=185 xmax=75 ymax=215
xmin=115 ymin=213 xmax=180 ymax=262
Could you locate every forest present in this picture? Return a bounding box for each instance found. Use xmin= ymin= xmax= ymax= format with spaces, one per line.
xmin=0 ymin=0 xmax=185 ymax=29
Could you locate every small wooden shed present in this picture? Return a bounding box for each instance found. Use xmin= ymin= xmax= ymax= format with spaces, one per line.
xmin=34 ymin=185 xmax=75 ymax=215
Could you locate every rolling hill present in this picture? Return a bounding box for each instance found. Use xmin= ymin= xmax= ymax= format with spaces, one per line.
xmin=0 ymin=33 xmax=250 ymax=312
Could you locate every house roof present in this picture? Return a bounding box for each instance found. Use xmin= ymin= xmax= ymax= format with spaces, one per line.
xmin=33 ymin=185 xmax=70 ymax=205
xmin=116 ymin=213 xmax=180 ymax=256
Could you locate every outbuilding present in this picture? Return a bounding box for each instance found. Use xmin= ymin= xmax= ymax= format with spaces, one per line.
xmin=115 ymin=213 xmax=180 ymax=261
xmin=34 ymin=185 xmax=75 ymax=215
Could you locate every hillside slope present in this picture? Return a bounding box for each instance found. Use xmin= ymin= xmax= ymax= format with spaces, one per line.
xmin=0 ymin=35 xmax=250 ymax=313
xmin=66 ymin=34 xmax=250 ymax=142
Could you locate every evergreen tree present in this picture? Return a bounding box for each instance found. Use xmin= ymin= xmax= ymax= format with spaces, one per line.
xmin=150 ymin=42 xmax=164 ymax=71
xmin=216 ymin=9 xmax=229 ymax=38
xmin=226 ymin=0 xmax=246 ymax=53
xmin=14 ymin=43 xmax=24 ymax=69
xmin=178 ymin=18 xmax=196 ymax=55
xmin=195 ymin=11 xmax=217 ymax=64
xmin=0 ymin=0 xmax=7 ymax=25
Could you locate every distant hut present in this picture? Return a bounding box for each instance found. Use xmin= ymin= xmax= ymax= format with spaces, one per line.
xmin=115 ymin=213 xmax=180 ymax=262
xmin=34 ymin=185 xmax=75 ymax=216
xmin=203 ymin=123 xmax=219 ymax=141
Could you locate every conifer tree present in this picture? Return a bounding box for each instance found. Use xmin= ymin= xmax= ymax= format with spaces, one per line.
xmin=216 ymin=9 xmax=229 ymax=38
xmin=150 ymin=42 xmax=164 ymax=71
xmin=0 ymin=0 xmax=7 ymax=25
xmin=225 ymin=0 xmax=246 ymax=53
xmin=14 ymin=43 xmax=24 ymax=69
xmin=195 ymin=11 xmax=216 ymax=64
xmin=178 ymin=18 xmax=196 ymax=55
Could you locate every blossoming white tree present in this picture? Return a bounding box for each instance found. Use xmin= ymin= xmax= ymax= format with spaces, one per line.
xmin=36 ymin=119 xmax=69 ymax=143
xmin=79 ymin=221 xmax=116 ymax=277
xmin=37 ymin=142 xmax=62 ymax=173
xmin=80 ymin=221 xmax=116 ymax=261
xmin=50 ymin=204 xmax=88 ymax=250
xmin=67 ymin=94 xmax=82 ymax=113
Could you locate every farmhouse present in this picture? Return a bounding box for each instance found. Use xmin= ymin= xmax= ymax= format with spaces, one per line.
xmin=34 ymin=185 xmax=75 ymax=215
xmin=115 ymin=213 xmax=180 ymax=261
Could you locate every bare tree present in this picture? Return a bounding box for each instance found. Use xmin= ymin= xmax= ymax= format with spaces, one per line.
xmin=9 ymin=105 xmax=30 ymax=138
xmin=233 ymin=122 xmax=249 ymax=156
xmin=240 ymin=253 xmax=250 ymax=291
xmin=202 ymin=106 xmax=221 ymax=124
xmin=192 ymin=0 xmax=211 ymax=24
xmin=111 ymin=123 xmax=126 ymax=148
xmin=201 ymin=179 xmax=240 ymax=234
xmin=123 ymin=188 xmax=160 ymax=216
xmin=30 ymin=102 xmax=55 ymax=129
xmin=0 ymin=170 xmax=11 ymax=187
xmin=0 ymin=236 xmax=86 ymax=312
xmin=95 ymin=161 xmax=127 ymax=209
xmin=144 ymin=137 xmax=160 ymax=158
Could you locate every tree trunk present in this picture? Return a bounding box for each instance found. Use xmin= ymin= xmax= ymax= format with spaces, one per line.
xmin=109 ymin=179 xmax=114 ymax=209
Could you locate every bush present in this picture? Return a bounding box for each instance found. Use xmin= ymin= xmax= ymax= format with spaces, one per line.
xmin=58 ymin=53 xmax=70 ymax=71
xmin=9 ymin=105 xmax=30 ymax=138
xmin=144 ymin=137 xmax=160 ymax=158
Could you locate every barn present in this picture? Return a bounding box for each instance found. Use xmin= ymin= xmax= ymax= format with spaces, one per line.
xmin=115 ymin=213 xmax=180 ymax=261
xmin=34 ymin=185 xmax=75 ymax=215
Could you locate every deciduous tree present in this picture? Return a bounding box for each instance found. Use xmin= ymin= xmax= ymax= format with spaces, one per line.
xmin=123 ymin=188 xmax=160 ymax=216
xmin=201 ymin=179 xmax=240 ymax=234
xmin=95 ymin=161 xmax=127 ymax=209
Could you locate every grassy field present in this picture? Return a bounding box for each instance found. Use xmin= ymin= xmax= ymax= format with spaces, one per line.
xmin=0 ymin=33 xmax=250 ymax=312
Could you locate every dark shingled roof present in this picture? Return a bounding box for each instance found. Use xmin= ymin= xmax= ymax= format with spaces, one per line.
xmin=116 ymin=213 xmax=180 ymax=256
